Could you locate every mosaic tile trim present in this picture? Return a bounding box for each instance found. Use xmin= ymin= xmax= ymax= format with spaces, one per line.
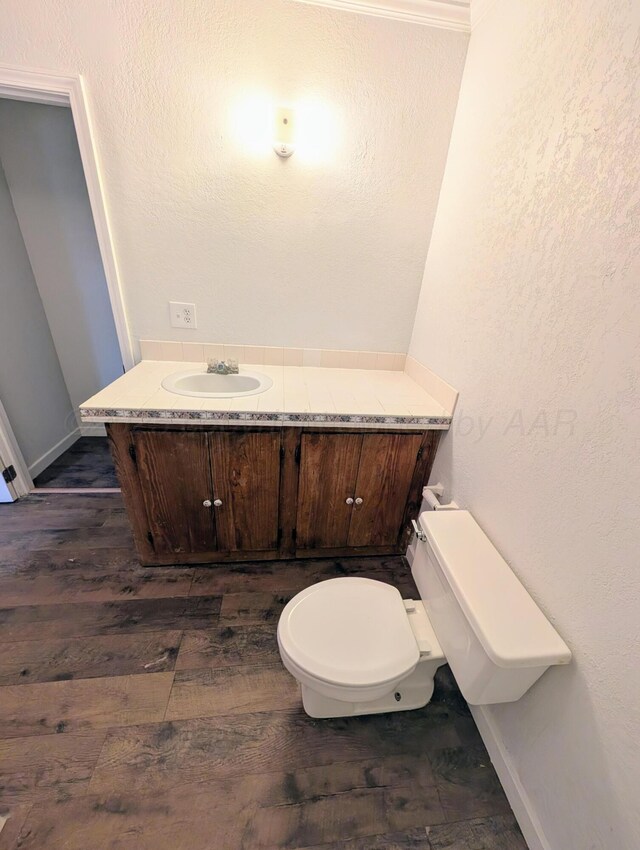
xmin=81 ymin=407 xmax=452 ymax=428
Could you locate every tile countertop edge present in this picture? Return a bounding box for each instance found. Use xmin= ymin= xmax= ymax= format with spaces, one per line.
xmin=80 ymin=407 xmax=452 ymax=429
xmin=79 ymin=360 xmax=453 ymax=430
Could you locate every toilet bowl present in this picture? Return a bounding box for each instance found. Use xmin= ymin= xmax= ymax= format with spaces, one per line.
xmin=277 ymin=577 xmax=446 ymax=718
xmin=278 ymin=509 xmax=572 ymax=718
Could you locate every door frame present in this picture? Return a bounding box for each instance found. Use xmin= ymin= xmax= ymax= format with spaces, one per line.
xmin=0 ymin=398 xmax=32 ymax=497
xmin=0 ymin=63 xmax=134 ymax=371
xmin=0 ymin=63 xmax=135 ymax=493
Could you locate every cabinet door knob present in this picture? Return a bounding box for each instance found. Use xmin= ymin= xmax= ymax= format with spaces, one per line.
xmin=355 ymin=497 xmax=364 ymax=506
xmin=213 ymin=499 xmax=223 ymax=507
xmin=203 ymin=500 xmax=212 ymax=508
xmin=345 ymin=497 xmax=354 ymax=505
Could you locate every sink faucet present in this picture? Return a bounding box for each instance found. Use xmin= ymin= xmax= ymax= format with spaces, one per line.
xmin=207 ymin=358 xmax=239 ymax=375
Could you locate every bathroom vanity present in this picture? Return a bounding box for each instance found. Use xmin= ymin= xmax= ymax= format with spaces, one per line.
xmin=106 ymin=423 xmax=441 ymax=565
xmin=82 ymin=360 xmax=452 ymax=566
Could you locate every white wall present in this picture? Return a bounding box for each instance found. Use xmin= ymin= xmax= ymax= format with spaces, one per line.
xmin=409 ymin=1 xmax=640 ymax=847
xmin=0 ymin=0 xmax=467 ymax=356
xmin=0 ymin=100 xmax=123 ymax=415
xmin=0 ymin=162 xmax=77 ymax=471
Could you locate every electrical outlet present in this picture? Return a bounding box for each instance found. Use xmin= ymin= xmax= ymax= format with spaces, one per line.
xmin=169 ymin=301 xmax=197 ymax=329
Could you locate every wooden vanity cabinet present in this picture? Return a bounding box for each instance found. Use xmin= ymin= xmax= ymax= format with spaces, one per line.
xmin=295 ymin=432 xmax=424 ymax=552
xmin=208 ymin=430 xmax=281 ymax=552
xmin=109 ymin=425 xmax=283 ymax=564
xmin=348 ymin=432 xmax=425 ymax=548
xmin=107 ymin=423 xmax=440 ymax=566
xmin=132 ymin=430 xmax=217 ymax=556
xmin=295 ymin=432 xmax=362 ymax=550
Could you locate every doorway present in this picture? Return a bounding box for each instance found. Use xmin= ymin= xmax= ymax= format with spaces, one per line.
xmin=0 ymin=66 xmax=132 ymax=496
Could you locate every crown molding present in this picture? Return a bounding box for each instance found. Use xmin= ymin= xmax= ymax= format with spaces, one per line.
xmin=288 ymin=0 xmax=471 ymax=32
xmin=470 ymin=0 xmax=499 ymax=29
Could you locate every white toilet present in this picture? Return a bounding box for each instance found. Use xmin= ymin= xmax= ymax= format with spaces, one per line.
xmin=278 ymin=509 xmax=571 ymax=718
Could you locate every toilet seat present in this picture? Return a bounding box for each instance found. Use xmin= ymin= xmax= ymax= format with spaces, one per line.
xmin=277 ymin=577 xmax=420 ymax=700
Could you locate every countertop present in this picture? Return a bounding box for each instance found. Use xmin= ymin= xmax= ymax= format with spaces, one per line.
xmin=80 ymin=361 xmax=452 ymax=429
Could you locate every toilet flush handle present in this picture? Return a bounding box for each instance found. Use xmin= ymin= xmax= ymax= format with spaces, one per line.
xmin=411 ymin=519 xmax=427 ymax=542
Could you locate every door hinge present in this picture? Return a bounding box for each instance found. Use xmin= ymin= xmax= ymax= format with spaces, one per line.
xmin=292 ymin=528 xmax=297 ymax=542
xmin=294 ymin=445 xmax=301 ymax=464
xmin=416 ymin=447 xmax=424 ymax=461
xmin=129 ymin=444 xmax=137 ymax=465
xmin=2 ymin=465 xmax=17 ymax=484
xmin=277 ymin=527 xmax=283 ymax=546
xmin=147 ymin=531 xmax=154 ymax=545
xmin=280 ymin=445 xmax=285 ymax=461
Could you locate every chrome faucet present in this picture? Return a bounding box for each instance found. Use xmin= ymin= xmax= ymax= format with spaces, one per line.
xmin=207 ymin=358 xmax=239 ymax=375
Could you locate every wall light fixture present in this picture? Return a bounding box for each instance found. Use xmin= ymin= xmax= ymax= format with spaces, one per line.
xmin=273 ymin=106 xmax=295 ymax=158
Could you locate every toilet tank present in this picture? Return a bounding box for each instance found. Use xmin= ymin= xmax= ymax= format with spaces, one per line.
xmin=411 ymin=510 xmax=571 ymax=705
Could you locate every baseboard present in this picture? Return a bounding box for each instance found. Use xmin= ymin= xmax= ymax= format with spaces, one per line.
xmin=80 ymin=422 xmax=106 ymax=437
xmin=34 ymin=487 xmax=120 ymax=494
xmin=28 ymin=428 xmax=80 ymax=478
xmin=470 ymin=705 xmax=551 ymax=850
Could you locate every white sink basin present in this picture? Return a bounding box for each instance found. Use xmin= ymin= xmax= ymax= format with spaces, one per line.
xmin=161 ymin=369 xmax=273 ymax=398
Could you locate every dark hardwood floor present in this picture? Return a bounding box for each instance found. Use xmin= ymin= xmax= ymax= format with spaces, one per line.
xmin=33 ymin=437 xmax=119 ymax=489
xmin=0 ymin=493 xmax=527 ymax=850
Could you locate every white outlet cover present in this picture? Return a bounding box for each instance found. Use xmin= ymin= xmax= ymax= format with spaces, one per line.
xmin=169 ymin=301 xmax=197 ymax=329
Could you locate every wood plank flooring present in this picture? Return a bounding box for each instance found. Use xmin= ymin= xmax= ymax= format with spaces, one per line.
xmin=32 ymin=436 xmax=119 ymax=489
xmin=0 ymin=493 xmax=527 ymax=850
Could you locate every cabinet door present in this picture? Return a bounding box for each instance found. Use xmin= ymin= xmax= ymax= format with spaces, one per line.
xmin=133 ymin=430 xmax=216 ymax=555
xmin=296 ymin=433 xmax=362 ymax=549
xmin=347 ymin=433 xmax=423 ymax=548
xmin=209 ymin=430 xmax=281 ymax=552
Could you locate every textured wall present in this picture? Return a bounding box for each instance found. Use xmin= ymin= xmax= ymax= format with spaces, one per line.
xmin=0 ymin=162 xmax=76 ymax=470
xmin=0 ymin=0 xmax=467 ymax=356
xmin=0 ymin=100 xmax=124 ymax=413
xmin=409 ymin=1 xmax=640 ymax=847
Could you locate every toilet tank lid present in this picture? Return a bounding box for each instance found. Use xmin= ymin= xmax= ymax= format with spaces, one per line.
xmin=420 ymin=510 xmax=571 ymax=668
